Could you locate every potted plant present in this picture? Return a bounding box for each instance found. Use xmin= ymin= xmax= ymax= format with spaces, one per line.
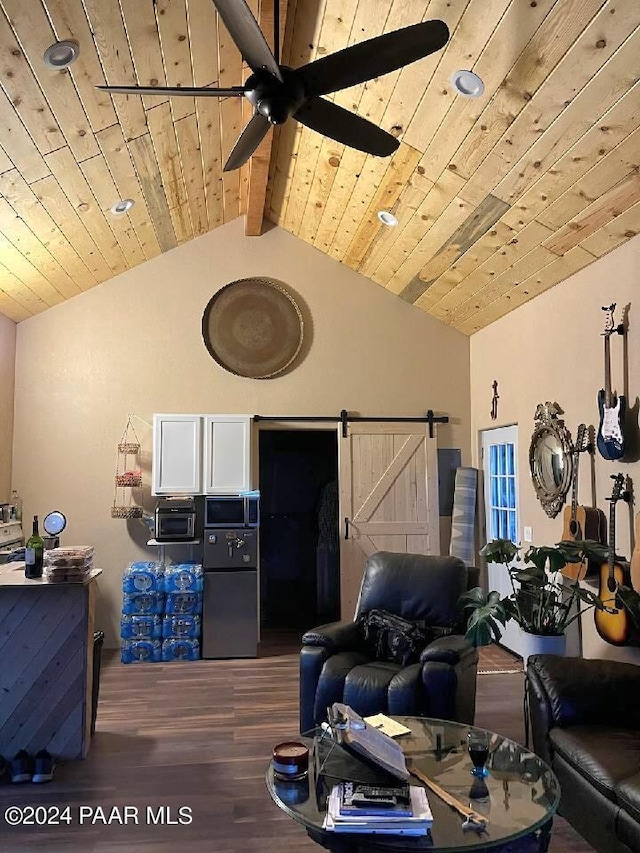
xmin=460 ymin=538 xmax=617 ymax=663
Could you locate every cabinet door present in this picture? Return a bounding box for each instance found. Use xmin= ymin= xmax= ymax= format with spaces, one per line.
xmin=203 ymin=415 xmax=251 ymax=493
xmin=153 ymin=415 xmax=202 ymax=495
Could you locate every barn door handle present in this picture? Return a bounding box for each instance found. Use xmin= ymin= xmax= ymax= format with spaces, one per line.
xmin=344 ymin=517 xmax=350 ymax=540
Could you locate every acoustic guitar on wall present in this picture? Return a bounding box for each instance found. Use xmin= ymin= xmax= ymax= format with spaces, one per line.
xmin=595 ymin=474 xmax=632 ymax=646
xmin=597 ymin=304 xmax=626 ymax=461
xmin=560 ymin=423 xmax=606 ymax=581
xmin=631 ymin=513 xmax=640 ymax=593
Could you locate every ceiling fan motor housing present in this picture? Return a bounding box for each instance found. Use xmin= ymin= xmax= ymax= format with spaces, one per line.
xmin=245 ymin=67 xmax=305 ymax=125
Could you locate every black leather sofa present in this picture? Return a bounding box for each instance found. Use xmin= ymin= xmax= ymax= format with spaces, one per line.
xmin=299 ymin=552 xmax=479 ymax=733
xmin=527 ymin=654 xmax=640 ymax=853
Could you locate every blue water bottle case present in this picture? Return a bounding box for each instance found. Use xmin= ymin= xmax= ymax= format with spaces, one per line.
xmin=122 ymin=592 xmax=165 ymax=615
xmin=161 ymin=638 xmax=200 ymax=661
xmin=121 ymin=639 xmax=162 ymax=663
xmin=123 ymin=562 xmax=164 ymax=593
xmin=163 ymin=563 xmax=203 ymax=593
xmin=121 ymin=614 xmax=163 ymax=640
xmin=162 ymin=614 xmax=201 ymax=639
xmin=164 ymin=591 xmax=202 ymax=615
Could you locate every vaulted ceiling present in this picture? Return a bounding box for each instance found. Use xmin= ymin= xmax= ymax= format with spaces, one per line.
xmin=0 ymin=0 xmax=637 ymax=334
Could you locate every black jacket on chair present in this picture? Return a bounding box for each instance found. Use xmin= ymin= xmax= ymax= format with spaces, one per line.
xmin=527 ymin=654 xmax=640 ymax=853
xmin=299 ymin=552 xmax=479 ymax=733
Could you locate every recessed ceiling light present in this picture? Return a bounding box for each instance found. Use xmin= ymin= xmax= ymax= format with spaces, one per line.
xmin=377 ymin=210 xmax=398 ymax=227
xmin=43 ymin=40 xmax=80 ymax=70
xmin=451 ymin=70 xmax=485 ymax=99
xmin=110 ymin=198 xmax=135 ymax=215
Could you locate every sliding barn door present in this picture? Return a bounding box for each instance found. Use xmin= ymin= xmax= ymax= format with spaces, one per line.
xmin=339 ymin=423 xmax=440 ymax=618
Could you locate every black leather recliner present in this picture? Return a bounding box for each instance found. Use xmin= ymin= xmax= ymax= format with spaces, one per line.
xmin=299 ymin=552 xmax=479 ymax=733
xmin=527 ymin=654 xmax=640 ymax=853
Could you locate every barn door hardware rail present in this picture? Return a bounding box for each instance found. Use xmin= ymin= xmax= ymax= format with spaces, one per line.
xmin=253 ymin=409 xmax=449 ymax=438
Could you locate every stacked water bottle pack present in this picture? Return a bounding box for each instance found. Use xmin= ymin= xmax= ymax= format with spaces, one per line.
xmin=162 ymin=564 xmax=202 ymax=661
xmin=121 ymin=562 xmax=202 ymax=663
xmin=121 ymin=562 xmax=164 ymax=663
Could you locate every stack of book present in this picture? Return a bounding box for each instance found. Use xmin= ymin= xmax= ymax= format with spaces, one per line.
xmin=324 ymin=782 xmax=433 ymax=836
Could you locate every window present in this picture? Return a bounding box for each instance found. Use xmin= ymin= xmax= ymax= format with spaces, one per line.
xmin=482 ymin=426 xmax=518 ymax=543
xmin=488 ymin=441 xmax=517 ymax=541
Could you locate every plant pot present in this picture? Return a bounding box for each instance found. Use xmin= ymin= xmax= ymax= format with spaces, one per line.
xmin=520 ymin=631 xmax=566 ymax=668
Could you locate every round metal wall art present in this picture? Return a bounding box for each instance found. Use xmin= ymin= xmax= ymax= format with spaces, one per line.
xmin=202 ymin=278 xmax=304 ymax=379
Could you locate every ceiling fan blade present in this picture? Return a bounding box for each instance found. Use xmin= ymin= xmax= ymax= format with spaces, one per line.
xmin=97 ymin=85 xmax=247 ymax=97
xmin=212 ymin=0 xmax=282 ymax=82
xmin=224 ymin=112 xmax=271 ymax=171
xmin=294 ymin=98 xmax=399 ymax=157
xmin=296 ymin=20 xmax=449 ymax=97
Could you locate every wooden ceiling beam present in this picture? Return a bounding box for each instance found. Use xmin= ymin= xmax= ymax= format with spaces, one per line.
xmin=245 ymin=0 xmax=287 ymax=236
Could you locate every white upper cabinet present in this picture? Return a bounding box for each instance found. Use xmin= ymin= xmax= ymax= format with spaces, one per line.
xmin=153 ymin=415 xmax=202 ymax=495
xmin=203 ymin=415 xmax=252 ymax=493
xmin=152 ymin=414 xmax=252 ymax=495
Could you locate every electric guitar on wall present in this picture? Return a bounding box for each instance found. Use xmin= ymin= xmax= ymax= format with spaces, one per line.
xmin=560 ymin=424 xmax=606 ymax=581
xmin=597 ymin=304 xmax=626 ymax=461
xmin=595 ymin=474 xmax=632 ymax=646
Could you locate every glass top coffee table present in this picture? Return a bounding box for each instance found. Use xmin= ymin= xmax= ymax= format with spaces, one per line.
xmin=266 ymin=717 xmax=559 ymax=852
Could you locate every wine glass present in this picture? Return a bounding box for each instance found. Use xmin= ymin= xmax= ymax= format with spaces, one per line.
xmin=467 ymin=730 xmax=490 ymax=777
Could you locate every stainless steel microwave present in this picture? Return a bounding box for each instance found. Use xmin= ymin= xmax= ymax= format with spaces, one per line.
xmin=155 ymin=497 xmax=196 ymax=541
xmin=205 ymin=495 xmax=259 ymax=528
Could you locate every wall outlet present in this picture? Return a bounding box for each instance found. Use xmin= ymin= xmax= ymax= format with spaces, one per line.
xmin=523 ymin=526 xmax=533 ymax=543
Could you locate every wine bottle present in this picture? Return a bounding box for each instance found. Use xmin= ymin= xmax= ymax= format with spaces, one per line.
xmin=25 ymin=515 xmax=44 ymax=579
xmin=11 ymin=489 xmax=22 ymax=522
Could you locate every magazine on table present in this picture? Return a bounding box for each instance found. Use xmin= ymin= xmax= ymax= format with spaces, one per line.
xmin=324 ymin=783 xmax=433 ymax=835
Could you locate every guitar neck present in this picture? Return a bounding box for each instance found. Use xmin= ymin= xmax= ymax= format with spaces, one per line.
xmin=604 ymin=335 xmax=612 ymax=407
xmin=609 ymin=499 xmax=617 ymax=574
xmin=570 ymin=452 xmax=579 ymax=519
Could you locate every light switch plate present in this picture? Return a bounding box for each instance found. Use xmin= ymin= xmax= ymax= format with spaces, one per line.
xmin=523 ymin=526 xmax=533 ymax=543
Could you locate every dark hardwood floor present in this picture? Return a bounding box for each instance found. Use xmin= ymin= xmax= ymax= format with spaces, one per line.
xmin=0 ymin=636 xmax=592 ymax=852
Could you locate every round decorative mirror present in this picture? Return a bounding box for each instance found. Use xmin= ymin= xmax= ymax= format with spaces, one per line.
xmin=529 ymin=402 xmax=573 ymax=518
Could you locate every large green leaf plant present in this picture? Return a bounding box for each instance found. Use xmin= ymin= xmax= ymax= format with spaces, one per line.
xmin=460 ymin=539 xmax=620 ymax=647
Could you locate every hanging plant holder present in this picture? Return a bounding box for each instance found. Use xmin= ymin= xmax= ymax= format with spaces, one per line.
xmin=118 ymin=441 xmax=140 ymax=455
xmin=111 ymin=505 xmax=143 ymax=519
xmin=115 ymin=472 xmax=142 ymax=488
xmin=112 ymin=416 xmax=143 ymax=520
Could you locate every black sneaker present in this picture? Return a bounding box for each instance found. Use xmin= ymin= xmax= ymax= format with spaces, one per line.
xmin=10 ymin=750 xmax=31 ymax=783
xmin=0 ymin=756 xmax=7 ymax=780
xmin=32 ymin=750 xmax=54 ymax=784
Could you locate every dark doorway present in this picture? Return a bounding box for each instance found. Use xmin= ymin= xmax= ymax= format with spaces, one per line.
xmin=259 ymin=429 xmax=340 ymax=630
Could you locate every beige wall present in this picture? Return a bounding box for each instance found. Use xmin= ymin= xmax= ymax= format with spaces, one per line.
xmin=0 ymin=312 xmax=15 ymax=502
xmin=12 ymin=219 xmax=470 ymax=647
xmin=470 ymin=233 xmax=640 ymax=663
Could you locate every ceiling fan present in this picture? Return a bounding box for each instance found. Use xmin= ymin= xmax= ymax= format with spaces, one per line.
xmin=98 ymin=0 xmax=449 ymax=172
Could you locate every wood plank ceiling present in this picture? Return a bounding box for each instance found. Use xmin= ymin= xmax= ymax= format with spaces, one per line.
xmin=0 ymin=0 xmax=637 ymax=335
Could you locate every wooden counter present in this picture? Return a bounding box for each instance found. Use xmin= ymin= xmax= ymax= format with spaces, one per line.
xmin=0 ymin=567 xmax=102 ymax=761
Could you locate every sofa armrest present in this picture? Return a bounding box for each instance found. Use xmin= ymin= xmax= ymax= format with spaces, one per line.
xmin=526 ymin=659 xmax=554 ymax=764
xmin=419 ymin=634 xmax=476 ymax=666
xmin=300 ymin=646 xmax=329 ymax=734
xmin=527 ymin=654 xmax=640 ymax=733
xmin=299 ymin=621 xmax=366 ymax=734
xmin=419 ymin=636 xmax=479 ymax=725
xmin=421 ymin=661 xmax=457 ymax=720
xmin=301 ymin=620 xmax=365 ymax=654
